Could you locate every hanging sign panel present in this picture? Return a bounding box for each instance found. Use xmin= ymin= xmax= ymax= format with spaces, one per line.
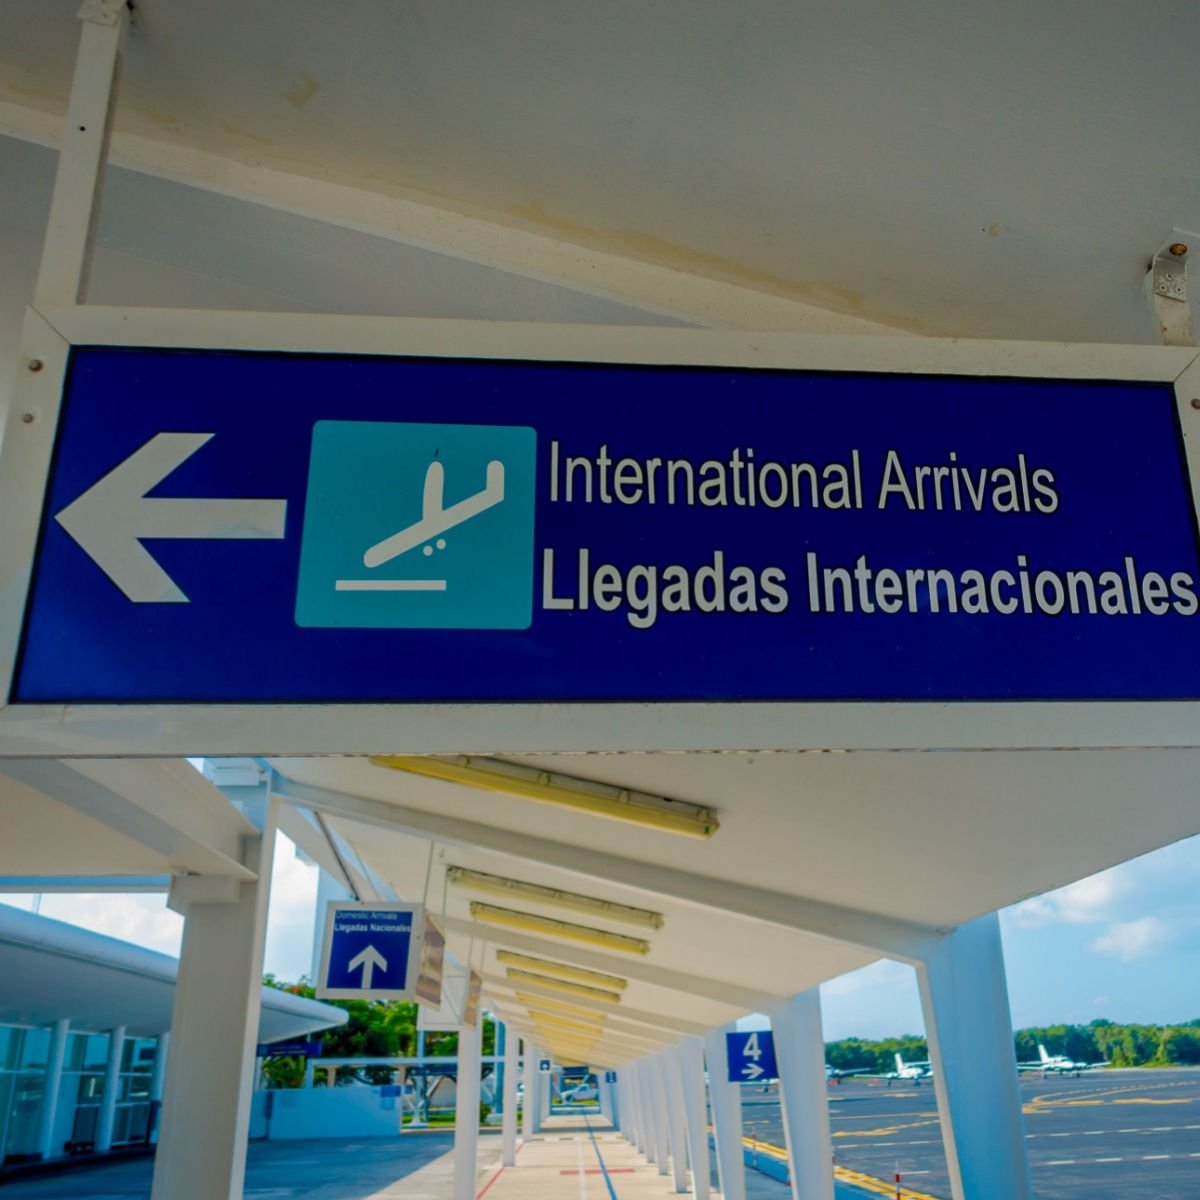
xmin=10 ymin=342 xmax=1200 ymax=708
xmin=316 ymin=901 xmax=424 ymax=1001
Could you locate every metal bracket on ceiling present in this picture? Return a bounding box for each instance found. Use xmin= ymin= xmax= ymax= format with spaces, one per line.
xmin=1148 ymin=236 xmax=1196 ymax=348
xmin=77 ymin=0 xmax=129 ymax=27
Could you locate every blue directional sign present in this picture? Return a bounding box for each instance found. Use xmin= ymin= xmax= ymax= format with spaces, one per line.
xmin=256 ymin=1039 xmax=322 ymax=1059
xmin=726 ymin=1030 xmax=779 ymax=1083
xmin=604 ymin=1070 xmax=618 ymax=1084
xmin=316 ymin=901 xmax=423 ymax=1001
xmin=539 ymin=1058 xmax=552 ymax=1073
xmin=14 ymin=347 xmax=1200 ymax=703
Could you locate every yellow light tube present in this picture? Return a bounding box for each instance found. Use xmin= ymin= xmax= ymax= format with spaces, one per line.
xmin=526 ymin=1010 xmax=607 ymax=1036
xmin=471 ymin=902 xmax=650 ymax=955
xmin=506 ymin=968 xmax=622 ymax=1004
xmin=368 ymin=754 xmax=718 ymax=839
xmin=447 ymin=866 xmax=664 ymax=930
xmin=496 ymin=951 xmax=627 ymax=991
xmin=514 ymin=993 xmax=607 ymax=1021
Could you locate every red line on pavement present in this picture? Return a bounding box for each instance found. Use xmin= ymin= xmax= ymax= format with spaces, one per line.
xmin=474 ymin=1136 xmax=526 ymax=1199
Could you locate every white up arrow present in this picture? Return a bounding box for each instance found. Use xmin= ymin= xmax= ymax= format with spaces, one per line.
xmin=347 ymin=944 xmax=388 ymax=989
xmin=55 ymin=432 xmax=287 ymax=603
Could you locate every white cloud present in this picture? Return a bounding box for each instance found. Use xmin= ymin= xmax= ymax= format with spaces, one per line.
xmin=0 ymin=893 xmax=184 ymax=956
xmin=1091 ymin=917 xmax=1173 ymax=962
xmin=1009 ymin=867 xmax=1129 ymax=927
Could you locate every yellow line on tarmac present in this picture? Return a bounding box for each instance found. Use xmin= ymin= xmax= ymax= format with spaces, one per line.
xmin=742 ymin=1135 xmax=940 ymax=1200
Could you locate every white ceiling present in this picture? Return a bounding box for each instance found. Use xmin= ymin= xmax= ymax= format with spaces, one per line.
xmin=3 ymin=1 xmax=1198 ymax=344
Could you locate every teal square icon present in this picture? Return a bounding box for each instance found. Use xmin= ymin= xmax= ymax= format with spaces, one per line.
xmin=296 ymin=421 xmax=537 ymax=629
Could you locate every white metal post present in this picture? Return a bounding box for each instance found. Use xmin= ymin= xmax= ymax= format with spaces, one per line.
xmin=771 ymin=990 xmax=834 ymax=1200
xmin=662 ymin=1049 xmax=691 ymax=1193
xmin=35 ymin=0 xmax=128 ymax=309
xmin=917 ymin=914 xmax=1033 ymax=1200
xmin=453 ymin=1018 xmax=482 ymax=1200
xmin=521 ymin=1042 xmax=536 ymax=1140
xmin=705 ymin=1024 xmax=747 ymax=1200
xmin=501 ymin=1023 xmax=519 ymax=1166
xmin=539 ymin=1060 xmax=551 ymax=1127
xmin=679 ymin=1037 xmax=712 ymax=1200
xmin=36 ymin=1018 xmax=70 ymax=1161
xmin=94 ymin=1024 xmax=126 ymax=1153
xmin=150 ymin=800 xmax=279 ymax=1200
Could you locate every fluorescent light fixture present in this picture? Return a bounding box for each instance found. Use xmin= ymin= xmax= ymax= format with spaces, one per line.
xmin=496 ymin=951 xmax=627 ymax=991
xmin=514 ymin=993 xmax=607 ymax=1021
xmin=506 ymin=968 xmax=622 ymax=1004
xmin=368 ymin=754 xmax=718 ymax=839
xmin=447 ymin=866 xmax=664 ymax=930
xmin=471 ymin=902 xmax=650 ymax=955
xmin=529 ymin=1011 xmax=606 ymax=1036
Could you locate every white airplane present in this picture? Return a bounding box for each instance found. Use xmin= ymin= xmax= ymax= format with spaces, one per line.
xmin=363 ymin=459 xmax=505 ymax=568
xmin=1018 ymin=1044 xmax=1106 ymax=1076
xmin=843 ymin=1054 xmax=933 ymax=1085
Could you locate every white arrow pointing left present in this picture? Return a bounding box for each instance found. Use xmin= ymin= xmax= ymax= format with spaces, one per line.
xmin=55 ymin=432 xmax=287 ymax=603
xmin=347 ymin=944 xmax=388 ymax=989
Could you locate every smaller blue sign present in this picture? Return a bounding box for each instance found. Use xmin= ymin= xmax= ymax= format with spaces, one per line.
xmin=317 ymin=902 xmax=422 ymax=1000
xmin=604 ymin=1070 xmax=618 ymax=1084
xmin=539 ymin=1058 xmax=552 ymax=1073
xmin=380 ymin=1084 xmax=403 ymax=1098
xmin=726 ymin=1030 xmax=778 ymax=1083
xmin=256 ymin=1039 xmax=322 ymax=1059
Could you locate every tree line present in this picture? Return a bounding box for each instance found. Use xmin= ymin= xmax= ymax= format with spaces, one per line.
xmin=825 ymin=1018 xmax=1200 ymax=1073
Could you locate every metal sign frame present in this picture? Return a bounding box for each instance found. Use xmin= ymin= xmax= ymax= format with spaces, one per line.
xmin=315 ymin=899 xmax=425 ymax=1001
xmin=4 ymin=304 xmax=1200 ymax=755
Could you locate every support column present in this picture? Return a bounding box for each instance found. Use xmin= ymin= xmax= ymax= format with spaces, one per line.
xmin=95 ymin=1025 xmax=126 ymax=1153
xmin=539 ymin=1061 xmax=550 ymax=1127
xmin=521 ymin=1042 xmax=536 ymax=1140
xmin=36 ymin=1019 xmax=70 ymax=1161
xmin=150 ymin=798 xmax=279 ymax=1200
xmin=453 ymin=1019 xmax=482 ymax=1200
xmin=648 ymin=1055 xmax=672 ymax=1177
xmin=679 ymin=1037 xmax=712 ymax=1200
xmin=662 ymin=1049 xmax=691 ymax=1193
xmin=705 ymin=1024 xmax=747 ymax=1200
xmin=917 ymin=914 xmax=1033 ymax=1200
xmin=501 ymin=1023 xmax=519 ymax=1166
xmin=772 ymin=991 xmax=833 ymax=1200
xmin=637 ymin=1060 xmax=658 ymax=1164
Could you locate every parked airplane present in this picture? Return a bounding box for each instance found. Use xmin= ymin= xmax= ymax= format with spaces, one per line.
xmin=1018 ymin=1044 xmax=1107 ymax=1076
xmin=840 ymin=1054 xmax=933 ymax=1086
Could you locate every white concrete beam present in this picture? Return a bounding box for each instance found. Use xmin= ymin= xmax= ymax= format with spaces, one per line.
xmin=272 ymin=774 xmax=939 ymax=959
xmin=0 ymin=759 xmax=256 ymax=878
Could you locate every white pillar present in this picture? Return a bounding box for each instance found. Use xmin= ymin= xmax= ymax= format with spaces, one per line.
xmin=151 ymin=799 xmax=279 ymax=1200
xmin=662 ymin=1050 xmax=691 ymax=1193
xmin=501 ymin=1024 xmax=519 ymax=1166
xmin=637 ymin=1060 xmax=659 ymax=1164
xmin=453 ymin=1020 xmax=482 ymax=1200
xmin=679 ymin=1037 xmax=712 ymax=1200
xmin=95 ymin=1025 xmax=126 ymax=1153
xmin=705 ymin=1024 xmax=747 ymax=1200
xmin=36 ymin=1018 xmax=70 ymax=1160
xmin=521 ymin=1043 xmax=536 ymax=1140
xmin=648 ymin=1055 xmax=672 ymax=1177
xmin=917 ymin=914 xmax=1033 ymax=1200
xmin=539 ymin=1060 xmax=551 ymax=1127
xmin=772 ymin=991 xmax=834 ymax=1200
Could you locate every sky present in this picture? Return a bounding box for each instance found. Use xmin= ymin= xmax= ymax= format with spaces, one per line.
xmin=4 ymin=829 xmax=1200 ymax=1043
